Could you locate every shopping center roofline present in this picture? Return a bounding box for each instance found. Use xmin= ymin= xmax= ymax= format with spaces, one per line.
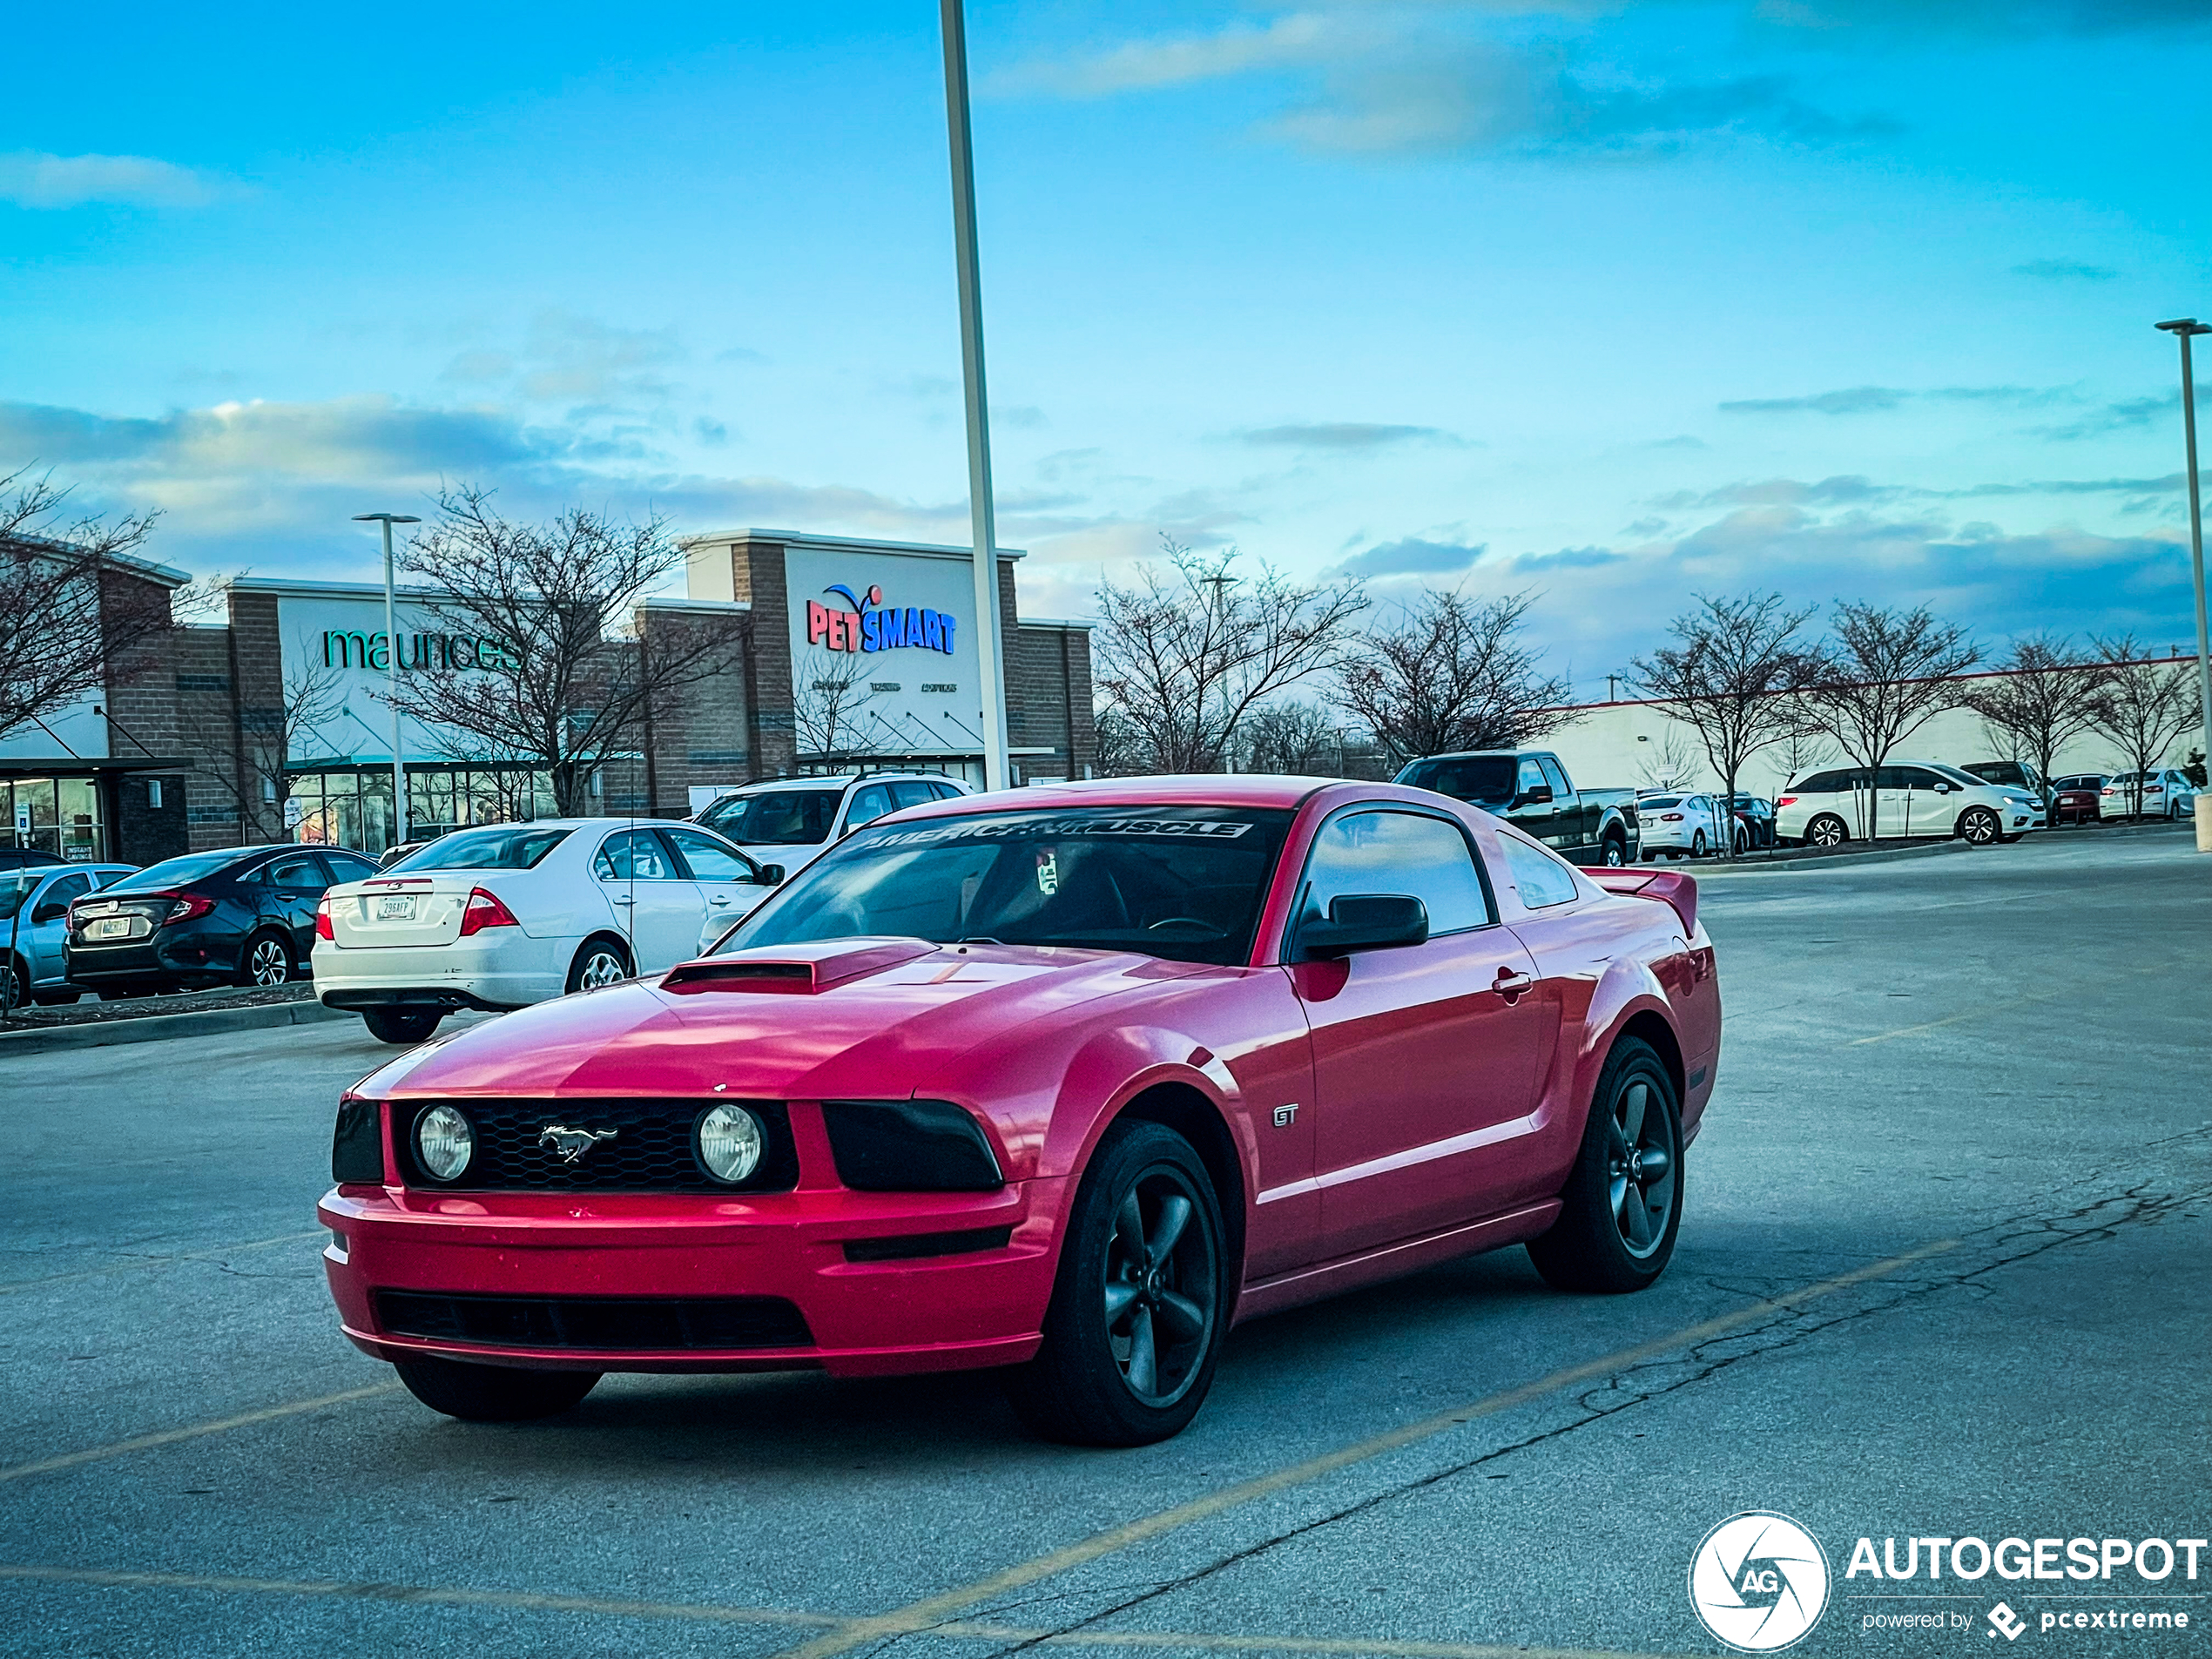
xmin=678 ymin=528 xmax=1026 ymax=562
xmin=1 ymin=533 xmax=192 ymax=588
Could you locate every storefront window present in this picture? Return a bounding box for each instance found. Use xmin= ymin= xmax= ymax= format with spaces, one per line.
xmin=286 ymin=765 xmax=556 ymax=853
xmin=0 ymin=778 xmax=107 ymax=861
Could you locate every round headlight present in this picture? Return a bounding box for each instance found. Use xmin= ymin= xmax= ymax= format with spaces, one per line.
xmin=415 ymin=1104 xmax=474 ymax=1182
xmin=697 ymin=1103 xmax=763 ymax=1184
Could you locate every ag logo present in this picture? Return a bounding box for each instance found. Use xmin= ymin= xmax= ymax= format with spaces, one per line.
xmin=1689 ymin=1512 xmax=1831 ymax=1652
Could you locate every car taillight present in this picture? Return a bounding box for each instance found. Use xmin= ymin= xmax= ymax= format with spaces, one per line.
xmin=1776 ymin=796 xmax=1797 ymax=807
xmin=160 ymin=894 xmax=215 ymax=926
xmin=1660 ymin=813 xmax=1684 ymax=821
xmin=457 ymin=887 xmax=519 ymax=937
xmin=315 ymin=898 xmax=334 ymax=941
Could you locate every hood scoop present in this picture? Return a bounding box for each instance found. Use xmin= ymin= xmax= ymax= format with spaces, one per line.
xmin=660 ymin=937 xmax=937 ymax=995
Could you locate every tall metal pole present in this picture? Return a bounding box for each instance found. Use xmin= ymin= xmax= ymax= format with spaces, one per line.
xmin=941 ymin=0 xmax=1010 ymax=792
xmin=355 ymin=512 xmax=421 ymax=849
xmin=2158 ymin=319 xmax=2212 ymax=852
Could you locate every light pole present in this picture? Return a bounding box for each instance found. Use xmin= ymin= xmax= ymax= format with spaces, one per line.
xmin=2156 ymin=320 xmax=2212 ymax=853
xmin=940 ymin=0 xmax=1010 ymax=792
xmin=353 ymin=512 xmax=421 ymax=849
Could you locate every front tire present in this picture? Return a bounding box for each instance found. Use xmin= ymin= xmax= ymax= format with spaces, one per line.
xmin=362 ymin=1008 xmax=442 ymax=1045
xmin=393 ymin=1355 xmax=599 ymax=1422
xmin=1527 ymin=1036 xmax=1683 ymax=1294
xmin=1958 ymin=806 xmax=2000 ymax=846
xmin=565 ymin=935 xmax=632 ymax=994
xmin=1005 ymin=1120 xmax=1228 ymax=1447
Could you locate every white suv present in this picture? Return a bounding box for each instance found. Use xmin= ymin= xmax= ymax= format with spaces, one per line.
xmin=691 ymin=773 xmax=974 ymax=880
xmin=1776 ymin=761 xmax=2038 ymax=848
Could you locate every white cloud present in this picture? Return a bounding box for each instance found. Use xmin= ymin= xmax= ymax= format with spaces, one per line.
xmin=0 ymin=151 xmax=233 ymax=209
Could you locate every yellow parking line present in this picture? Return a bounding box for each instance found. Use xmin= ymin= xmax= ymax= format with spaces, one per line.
xmin=0 ymin=1231 xmax=324 ymax=1295
xmin=0 ymin=1383 xmax=403 ymax=1485
xmin=0 ymin=1562 xmax=1701 ymax=1658
xmin=769 ymin=1238 xmax=1959 ymax=1659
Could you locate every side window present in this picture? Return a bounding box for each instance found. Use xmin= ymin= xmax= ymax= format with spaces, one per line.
xmin=930 ymin=781 xmax=963 ymax=800
xmin=889 ymin=780 xmax=939 ymax=810
xmin=1900 ymin=768 xmax=1948 ymax=791
xmin=1501 ymin=836 xmax=1581 ymax=910
xmin=44 ymin=873 xmax=91 ymax=910
xmin=320 ymin=852 xmax=376 ymax=885
xmin=665 ymin=828 xmax=757 ymax=883
xmin=1298 ymin=810 xmax=1494 ymax=937
xmin=1538 ymin=757 xmax=1571 ymax=797
xmin=593 ymin=830 xmax=675 ymax=881
xmin=846 ymin=784 xmax=895 ymax=832
xmin=1795 ymin=771 xmax=1838 ymax=794
xmin=266 ymin=854 xmax=325 ymax=892
xmin=1515 ymin=758 xmax=1547 ymax=799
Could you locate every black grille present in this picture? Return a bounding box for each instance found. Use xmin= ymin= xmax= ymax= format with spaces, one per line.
xmin=396 ymin=1098 xmax=798 ymax=1193
xmin=375 ymin=1291 xmax=813 ymax=1352
xmin=843 ymin=1226 xmax=1014 ymax=1264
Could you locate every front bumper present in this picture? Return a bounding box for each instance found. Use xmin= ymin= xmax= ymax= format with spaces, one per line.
xmin=318 ymin=1179 xmax=1066 ymax=1377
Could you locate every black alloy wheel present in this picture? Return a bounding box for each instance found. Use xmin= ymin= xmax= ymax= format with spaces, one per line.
xmin=363 ymin=1008 xmax=443 ymax=1045
xmin=1527 ymin=1035 xmax=1683 ymax=1293
xmin=1006 ymin=1119 xmax=1227 ymax=1446
xmin=1957 ymin=806 xmax=2001 ymax=846
xmin=241 ymin=932 xmax=293 ymax=987
xmin=393 ymin=1355 xmax=600 ymax=1421
xmin=1805 ymin=813 xmax=1849 ymax=849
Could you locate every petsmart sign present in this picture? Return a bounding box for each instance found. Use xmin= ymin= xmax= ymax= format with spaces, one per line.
xmin=804 ymin=583 xmax=957 ymax=658
xmin=782 ymin=544 xmax=982 ymax=754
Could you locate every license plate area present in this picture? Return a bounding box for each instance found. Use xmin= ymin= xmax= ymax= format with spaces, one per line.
xmin=375 ymin=895 xmax=418 ymax=921
xmin=88 ymin=916 xmax=142 ymax=940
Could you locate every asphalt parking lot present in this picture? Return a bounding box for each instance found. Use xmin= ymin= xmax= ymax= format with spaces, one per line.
xmin=3 ymin=826 xmax=2207 ymax=1659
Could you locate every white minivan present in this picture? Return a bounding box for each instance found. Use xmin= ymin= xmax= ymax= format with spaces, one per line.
xmin=1776 ymin=761 xmax=2038 ymax=848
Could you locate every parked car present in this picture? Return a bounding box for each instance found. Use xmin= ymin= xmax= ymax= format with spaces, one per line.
xmin=1960 ymin=759 xmax=2047 ymax=797
xmin=314 ymin=818 xmax=779 ymax=1045
xmin=0 ymin=846 xmax=66 ymax=871
xmin=64 ymin=844 xmax=381 ymax=996
xmin=1394 ymin=749 xmax=1640 ymax=866
xmin=1775 ymin=762 xmax=2037 ymax=848
xmin=1718 ymin=793 xmax=1777 ymax=851
xmin=318 ymin=775 xmax=1720 ymax=1443
xmin=2049 ymin=773 xmax=2109 ymax=826
xmin=1 ymin=862 xmax=137 ymax=1007
xmin=691 ymin=773 xmax=975 ymax=880
xmin=2102 ymin=768 xmax=2198 ymax=819
xmin=1635 ymin=792 xmax=1724 ymax=859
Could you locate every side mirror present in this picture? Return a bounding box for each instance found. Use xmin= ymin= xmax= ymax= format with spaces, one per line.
xmin=1299 ymin=894 xmax=1429 ymax=959
xmin=33 ymin=900 xmax=67 ymax=924
xmin=1517 ymin=784 xmax=1554 ymax=807
xmin=756 ymin=864 xmax=786 ymax=887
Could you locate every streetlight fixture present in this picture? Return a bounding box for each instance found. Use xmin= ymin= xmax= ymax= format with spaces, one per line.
xmin=353 ymin=512 xmax=421 ymax=849
xmin=939 ymin=0 xmax=1011 ymax=793
xmin=2155 ymin=319 xmax=2212 ymax=852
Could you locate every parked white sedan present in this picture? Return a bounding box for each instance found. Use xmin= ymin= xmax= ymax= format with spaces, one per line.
xmin=1634 ymin=792 xmax=1724 ymax=860
xmin=312 ymin=819 xmax=779 ymax=1044
xmin=2102 ymin=768 xmax=2199 ymax=819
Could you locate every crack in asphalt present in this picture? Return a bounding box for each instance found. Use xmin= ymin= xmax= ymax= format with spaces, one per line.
xmin=898 ymin=1143 xmax=2212 ymax=1659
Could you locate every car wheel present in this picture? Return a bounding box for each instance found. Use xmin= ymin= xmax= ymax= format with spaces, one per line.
xmin=239 ymin=931 xmax=293 ymax=987
xmin=1005 ymin=1119 xmax=1229 ymax=1447
xmin=0 ymin=956 xmax=24 ymax=1013
xmin=1957 ymin=806 xmax=2000 ymax=846
xmin=362 ymin=1008 xmax=443 ymax=1045
xmin=564 ymin=935 xmax=632 ymax=994
xmin=1690 ymin=831 xmax=1708 ymax=859
xmin=1600 ymin=834 xmax=1627 ymax=867
xmin=392 ymin=1355 xmax=599 ymax=1422
xmin=1732 ymin=826 xmax=1749 ymax=856
xmin=1527 ymin=1035 xmax=1683 ymax=1293
xmin=1805 ymin=813 xmax=1849 ymax=849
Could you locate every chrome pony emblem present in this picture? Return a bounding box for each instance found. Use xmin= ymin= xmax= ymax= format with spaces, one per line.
xmin=538 ymin=1125 xmax=618 ymax=1164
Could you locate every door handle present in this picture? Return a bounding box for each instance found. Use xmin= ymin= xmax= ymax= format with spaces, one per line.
xmin=610 ymin=895 xmax=636 ymax=906
xmin=1492 ymin=968 xmax=1535 ymax=998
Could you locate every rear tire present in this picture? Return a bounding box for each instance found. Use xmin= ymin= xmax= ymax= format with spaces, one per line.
xmin=1690 ymin=830 xmax=1708 ymax=859
xmin=565 ymin=935 xmax=632 ymax=994
xmin=393 ymin=1355 xmax=599 ymax=1422
xmin=1527 ymin=1036 xmax=1683 ymax=1294
xmin=239 ymin=931 xmax=293 ymax=988
xmin=1600 ymin=834 xmax=1627 ymax=867
xmin=362 ymin=1008 xmax=442 ymax=1045
xmin=1805 ymin=813 xmax=1848 ymax=849
xmin=1005 ymin=1120 xmax=1229 ymax=1447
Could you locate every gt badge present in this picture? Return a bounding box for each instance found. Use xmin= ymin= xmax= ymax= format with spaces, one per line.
xmin=1273 ymin=1103 xmax=1298 ymax=1128
xmin=539 ymin=1125 xmax=618 ymax=1164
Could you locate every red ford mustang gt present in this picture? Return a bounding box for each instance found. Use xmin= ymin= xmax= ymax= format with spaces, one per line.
xmin=319 ymin=777 xmax=1720 ymax=1445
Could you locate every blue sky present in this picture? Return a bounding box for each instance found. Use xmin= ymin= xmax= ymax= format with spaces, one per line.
xmin=3 ymin=1 xmax=2209 ymax=696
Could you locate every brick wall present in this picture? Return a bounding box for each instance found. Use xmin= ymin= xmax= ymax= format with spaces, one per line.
xmin=725 ymin=541 xmax=797 ymax=777
xmin=637 ymin=601 xmax=752 ymax=813
xmin=1008 ymin=622 xmax=1096 ymax=781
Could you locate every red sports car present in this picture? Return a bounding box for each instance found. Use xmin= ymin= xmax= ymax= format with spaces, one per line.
xmin=319 ymin=777 xmax=1721 ymax=1445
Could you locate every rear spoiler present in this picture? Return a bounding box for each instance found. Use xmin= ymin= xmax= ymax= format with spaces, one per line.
xmin=1587 ymin=868 xmax=1698 ymax=935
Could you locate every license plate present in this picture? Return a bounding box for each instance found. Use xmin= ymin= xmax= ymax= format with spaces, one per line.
xmin=376 ymin=895 xmax=417 ymax=920
xmin=88 ymin=916 xmax=134 ymax=939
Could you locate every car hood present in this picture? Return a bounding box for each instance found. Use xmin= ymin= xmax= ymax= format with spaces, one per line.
xmin=367 ymin=937 xmax=1219 ymax=1100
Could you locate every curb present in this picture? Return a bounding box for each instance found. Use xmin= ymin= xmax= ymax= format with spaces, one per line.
xmin=1695 ymin=839 xmax=1976 ymax=876
xmin=0 ymin=998 xmax=347 ymax=1057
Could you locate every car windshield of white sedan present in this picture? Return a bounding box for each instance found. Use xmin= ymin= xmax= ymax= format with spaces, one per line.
xmin=386 ymin=826 xmax=572 ymax=872
xmin=701 ymin=790 xmax=841 ymax=846
xmin=724 ymin=806 xmax=1297 ymax=967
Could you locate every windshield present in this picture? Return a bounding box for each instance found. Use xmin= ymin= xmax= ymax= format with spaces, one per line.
xmin=700 ymin=790 xmax=842 ymax=846
xmin=721 ymin=805 xmax=1296 ymax=968
xmin=105 ymin=850 xmax=251 ymax=892
xmin=1398 ymin=755 xmax=1517 ymax=803
xmin=387 ymin=826 xmax=571 ymax=872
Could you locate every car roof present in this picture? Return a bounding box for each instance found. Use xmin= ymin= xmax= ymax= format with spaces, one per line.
xmin=868 ymin=775 xmax=1426 ymax=823
xmin=717 ymin=773 xmax=955 ymax=796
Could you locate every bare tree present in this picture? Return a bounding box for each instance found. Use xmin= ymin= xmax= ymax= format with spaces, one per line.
xmin=792 ymin=668 xmax=880 ymax=762
xmin=1093 ymin=538 xmax=1367 ymax=773
xmin=182 ymin=661 xmax=344 ymax=840
xmin=0 ymin=469 xmax=170 ymax=743
xmin=1090 ymin=705 xmax=1151 ymax=778
xmin=1629 ymin=592 xmax=1821 ymax=857
xmin=1773 ymin=725 xmax=1834 ymax=789
xmin=1959 ymin=636 xmax=2111 ymax=813
xmin=1340 ymin=589 xmax=1571 ymax=765
xmin=1635 ymin=728 xmax=1705 ymax=792
xmin=1800 ymin=604 xmax=1980 ymax=839
xmin=2089 ymin=637 xmax=2195 ymax=817
xmin=1235 ymin=700 xmax=1344 ymax=775
xmin=385 ymin=487 xmax=748 ymax=815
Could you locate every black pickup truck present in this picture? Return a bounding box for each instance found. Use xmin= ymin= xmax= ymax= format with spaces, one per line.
xmin=1393 ymin=749 xmax=1641 ymax=867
